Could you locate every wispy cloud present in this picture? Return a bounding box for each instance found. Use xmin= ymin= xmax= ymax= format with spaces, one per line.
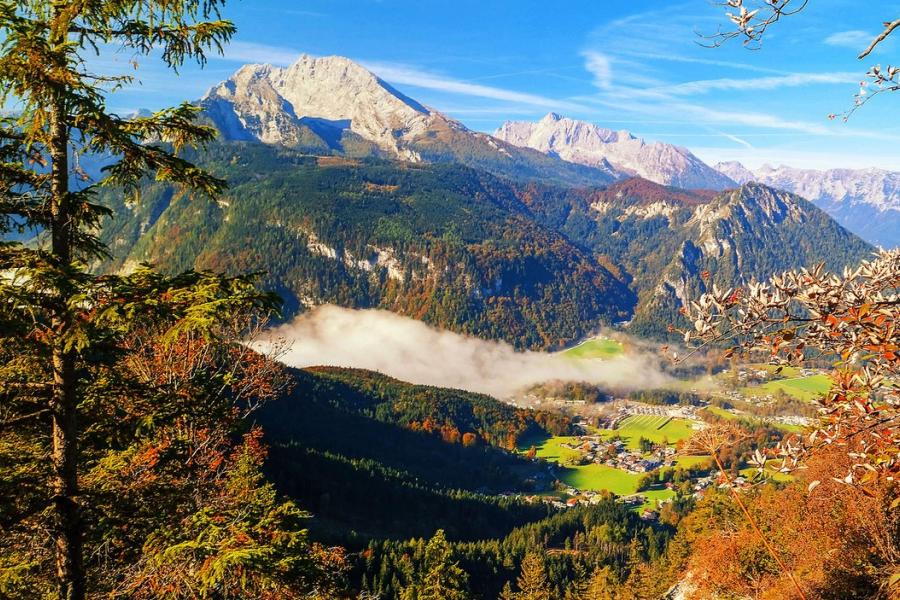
xmin=586 ymin=9 xmax=788 ymax=76
xmin=582 ymin=51 xmax=612 ymax=89
xmin=574 ymin=7 xmax=895 ymax=147
xmin=661 ymin=72 xmax=858 ymax=96
xmin=593 ymin=95 xmax=835 ymax=136
xmin=824 ymin=30 xmax=873 ymax=49
xmin=220 ymin=41 xmax=303 ymax=66
xmin=719 ymin=132 xmax=754 ymax=149
xmin=361 ymin=60 xmax=591 ymax=112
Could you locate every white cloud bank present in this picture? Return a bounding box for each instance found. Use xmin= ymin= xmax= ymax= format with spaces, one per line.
xmin=262 ymin=305 xmax=671 ymax=399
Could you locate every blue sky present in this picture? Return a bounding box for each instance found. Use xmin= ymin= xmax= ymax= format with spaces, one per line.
xmin=100 ymin=0 xmax=900 ymax=170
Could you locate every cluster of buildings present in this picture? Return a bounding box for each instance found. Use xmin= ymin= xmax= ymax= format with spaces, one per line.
xmin=559 ymin=435 xmax=680 ymax=474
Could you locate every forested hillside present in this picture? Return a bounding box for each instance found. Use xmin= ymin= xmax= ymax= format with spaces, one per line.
xmin=519 ymin=178 xmax=873 ymax=337
xmin=99 ymin=143 xmax=635 ymax=350
xmin=101 ymin=144 xmax=871 ymax=346
xmin=257 ymin=367 xmax=572 ymax=542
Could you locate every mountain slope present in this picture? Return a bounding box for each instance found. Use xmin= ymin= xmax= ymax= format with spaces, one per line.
xmin=715 ymin=161 xmax=900 ymax=248
xmin=518 ymin=178 xmax=873 ymax=337
xmin=201 ymin=55 xmax=617 ymax=187
xmin=495 ymin=113 xmax=735 ymax=190
xmin=259 ymin=367 xmax=563 ymax=542
xmin=99 ymin=143 xmax=635 ymax=350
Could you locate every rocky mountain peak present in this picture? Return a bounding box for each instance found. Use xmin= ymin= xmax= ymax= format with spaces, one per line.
xmin=713 ymin=161 xmax=900 ymax=247
xmin=201 ymin=54 xmax=438 ymax=160
xmin=495 ymin=114 xmax=734 ymax=190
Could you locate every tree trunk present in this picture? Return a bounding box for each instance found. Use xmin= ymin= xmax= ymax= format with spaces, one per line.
xmin=48 ymin=98 xmax=84 ymax=600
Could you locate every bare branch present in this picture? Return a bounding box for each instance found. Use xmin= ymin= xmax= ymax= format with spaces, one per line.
xmin=859 ymin=19 xmax=900 ymax=59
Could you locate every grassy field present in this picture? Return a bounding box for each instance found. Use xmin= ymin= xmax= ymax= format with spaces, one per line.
xmin=560 ymin=464 xmax=641 ymax=495
xmin=741 ymin=374 xmax=831 ymax=401
xmin=556 ymin=463 xmax=677 ymax=510
xmin=519 ymin=432 xmax=708 ymax=510
xmin=705 ymin=405 xmax=738 ymax=420
xmin=562 ymin=337 xmax=624 ymax=359
xmin=611 ymin=415 xmax=698 ymax=449
xmin=760 ymin=375 xmax=831 ymax=400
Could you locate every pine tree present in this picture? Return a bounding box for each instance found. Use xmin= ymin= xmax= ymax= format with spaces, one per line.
xmin=584 ymin=566 xmax=618 ymax=600
xmin=500 ymin=581 xmax=517 ymax=600
xmin=563 ymin=561 xmax=588 ymax=600
xmin=404 ymin=530 xmax=470 ymax=600
xmin=617 ymin=538 xmax=649 ymax=600
xmin=0 ymin=2 xmax=319 ymax=599
xmin=515 ymin=552 xmax=552 ymax=600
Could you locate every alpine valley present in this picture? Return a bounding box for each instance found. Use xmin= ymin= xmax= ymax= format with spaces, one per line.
xmin=101 ymin=55 xmax=873 ymax=349
xmin=8 ymin=6 xmax=900 ymax=597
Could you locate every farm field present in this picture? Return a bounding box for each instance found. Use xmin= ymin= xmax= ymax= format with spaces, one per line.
xmin=562 ymin=337 xmax=624 ymax=359
xmin=609 ymin=415 xmax=698 ymax=449
xmin=742 ymin=374 xmax=831 ymax=401
xmin=560 ymin=463 xmax=641 ymax=495
xmin=519 ymin=431 xmax=709 ymax=510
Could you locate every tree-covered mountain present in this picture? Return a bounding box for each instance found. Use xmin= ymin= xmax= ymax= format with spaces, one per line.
xmin=99 ymin=143 xmax=635 ymax=350
xmin=716 ymin=161 xmax=900 ymax=248
xmin=99 ymin=142 xmax=872 ymax=347
xmin=518 ymin=177 xmax=873 ymax=337
xmin=257 ymin=367 xmax=571 ymax=543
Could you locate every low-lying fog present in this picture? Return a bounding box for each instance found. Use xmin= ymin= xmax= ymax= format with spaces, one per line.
xmin=260 ymin=305 xmax=671 ymax=399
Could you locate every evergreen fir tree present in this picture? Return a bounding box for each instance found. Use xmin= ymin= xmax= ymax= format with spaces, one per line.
xmin=406 ymin=529 xmax=470 ymax=600
xmin=515 ymin=552 xmax=552 ymax=600
xmin=0 ymin=1 xmax=344 ymax=598
xmin=584 ymin=566 xmax=618 ymax=600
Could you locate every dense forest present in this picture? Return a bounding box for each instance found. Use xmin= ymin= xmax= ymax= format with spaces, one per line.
xmin=258 ymin=367 xmax=571 ymax=543
xmin=98 ymin=143 xmax=872 ymax=348
xmin=517 ymin=178 xmax=873 ymax=338
xmin=97 ymin=144 xmax=635 ymax=350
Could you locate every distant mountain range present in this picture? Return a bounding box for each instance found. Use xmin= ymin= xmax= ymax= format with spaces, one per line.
xmin=714 ymin=162 xmax=900 ymax=248
xmin=198 ymin=54 xmax=899 ymax=249
xmin=495 ymin=112 xmax=735 ymax=190
xmin=200 ymin=55 xmax=618 ymax=188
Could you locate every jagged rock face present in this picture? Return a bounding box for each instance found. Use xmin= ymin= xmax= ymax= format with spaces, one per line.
xmin=200 ymin=56 xmax=616 ymax=187
xmin=202 ymin=55 xmax=441 ymax=160
xmin=714 ymin=161 xmax=900 ymax=248
xmin=494 ymin=113 xmax=736 ymax=190
xmin=520 ymin=178 xmax=871 ymax=338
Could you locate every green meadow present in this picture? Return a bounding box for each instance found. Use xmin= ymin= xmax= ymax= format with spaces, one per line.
xmin=751 ymin=374 xmax=831 ymax=401
xmin=519 ymin=428 xmax=709 ymax=511
xmin=562 ymin=337 xmax=625 ymax=359
xmin=610 ymin=415 xmax=698 ymax=449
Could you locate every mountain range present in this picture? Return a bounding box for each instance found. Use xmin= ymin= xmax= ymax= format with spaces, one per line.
xmin=714 ymin=162 xmax=900 ymax=248
xmin=200 ymin=55 xmax=618 ymax=187
xmin=91 ymin=54 xmax=877 ymax=348
xmin=198 ymin=55 xmax=899 ymax=249
xmin=494 ymin=112 xmax=735 ymax=190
